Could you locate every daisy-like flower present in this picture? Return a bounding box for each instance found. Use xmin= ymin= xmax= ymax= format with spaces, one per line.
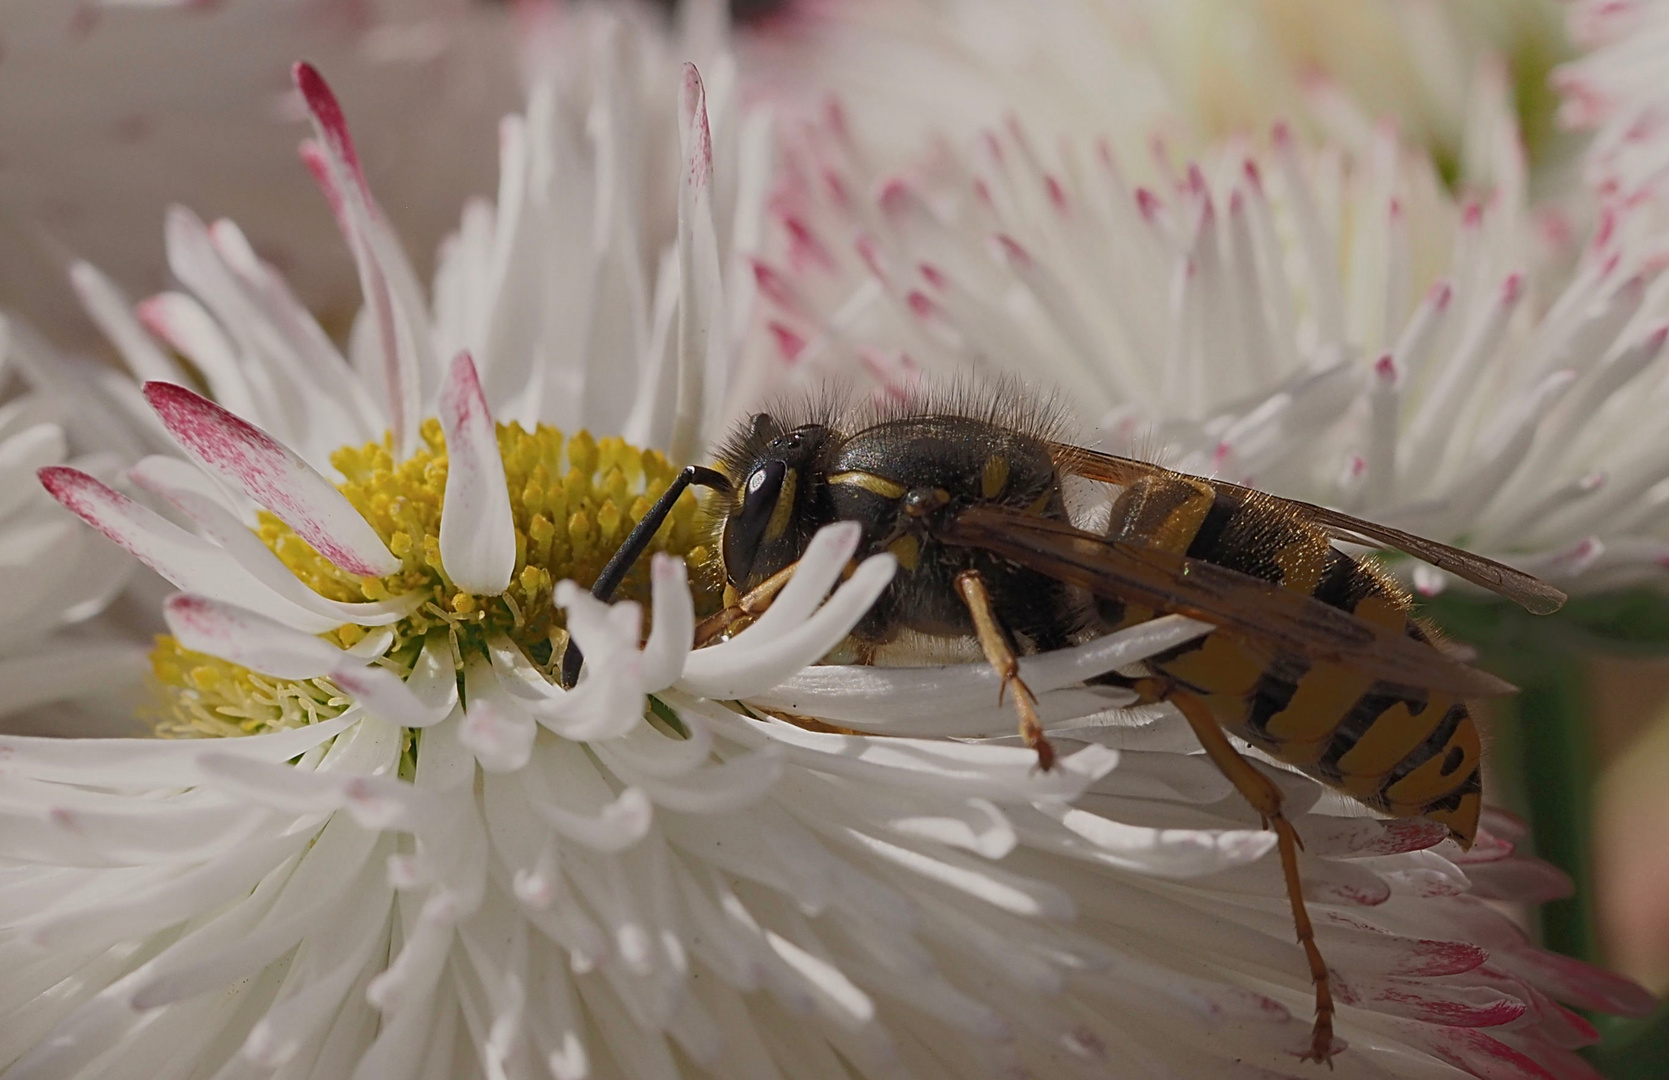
xmin=0 ymin=0 xmax=519 ymax=342
xmin=752 ymin=44 xmax=1669 ymax=599
xmin=7 ymin=28 xmax=1658 ymax=1080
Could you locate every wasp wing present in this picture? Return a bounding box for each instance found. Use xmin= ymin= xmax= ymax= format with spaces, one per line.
xmin=1051 ymin=444 xmax=1567 ymax=616
xmin=941 ymin=503 xmax=1517 ymax=698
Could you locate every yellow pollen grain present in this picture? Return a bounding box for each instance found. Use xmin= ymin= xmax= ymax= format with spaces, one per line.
xmin=151 ymin=421 xmax=713 ymax=736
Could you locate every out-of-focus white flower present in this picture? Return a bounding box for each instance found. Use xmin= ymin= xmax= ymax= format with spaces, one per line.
xmin=744 ymin=0 xmax=1571 ymax=189
xmin=1558 ymin=0 xmax=1669 ymax=207
xmin=0 ymin=0 xmax=519 ymax=342
xmin=0 ymin=317 xmax=163 ymax=736
xmin=750 ymin=45 xmax=1669 ymax=597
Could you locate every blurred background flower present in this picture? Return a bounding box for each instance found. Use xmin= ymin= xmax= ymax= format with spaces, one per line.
xmin=741 ymin=0 xmax=1577 ymax=195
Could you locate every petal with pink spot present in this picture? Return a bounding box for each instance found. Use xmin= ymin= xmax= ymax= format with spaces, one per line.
xmin=142 ymin=382 xmax=400 ymax=578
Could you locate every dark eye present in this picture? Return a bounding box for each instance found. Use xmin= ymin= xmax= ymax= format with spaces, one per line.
xmin=723 ymin=459 xmax=788 ymax=584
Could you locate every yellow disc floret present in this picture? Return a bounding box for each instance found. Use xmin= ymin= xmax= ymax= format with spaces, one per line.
xmin=150 ymin=422 xmax=713 ymax=737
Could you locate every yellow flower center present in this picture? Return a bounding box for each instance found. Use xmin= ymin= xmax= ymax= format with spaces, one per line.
xmin=151 ymin=421 xmax=714 ymax=737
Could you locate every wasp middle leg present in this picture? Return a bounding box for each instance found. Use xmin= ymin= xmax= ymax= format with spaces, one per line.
xmin=954 ymin=569 xmax=1055 ymax=771
xmin=1135 ymin=679 xmax=1340 ymax=1065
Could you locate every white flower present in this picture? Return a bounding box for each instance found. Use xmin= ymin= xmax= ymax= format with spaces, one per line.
xmin=743 ymin=0 xmax=1569 ymax=188
xmin=6 ymin=23 xmax=1657 ymax=1080
xmin=0 ymin=0 xmax=521 ymax=345
xmin=0 ymin=316 xmax=161 ymax=737
xmin=750 ymin=52 xmax=1669 ymax=597
xmin=1557 ymin=0 xmax=1669 ymax=208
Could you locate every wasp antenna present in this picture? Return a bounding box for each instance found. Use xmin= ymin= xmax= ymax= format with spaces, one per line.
xmin=559 ymin=464 xmax=730 ymax=688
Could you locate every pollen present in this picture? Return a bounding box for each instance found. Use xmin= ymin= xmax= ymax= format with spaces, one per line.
xmin=150 ymin=421 xmax=713 ymax=736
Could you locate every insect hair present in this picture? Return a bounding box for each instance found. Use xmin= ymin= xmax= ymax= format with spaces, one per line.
xmin=694 ymin=374 xmax=1079 ymax=590
xmin=711 ymin=372 xmax=1080 ymax=472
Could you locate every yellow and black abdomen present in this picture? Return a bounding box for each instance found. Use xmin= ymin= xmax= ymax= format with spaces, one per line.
xmin=1099 ymin=475 xmax=1482 ymax=846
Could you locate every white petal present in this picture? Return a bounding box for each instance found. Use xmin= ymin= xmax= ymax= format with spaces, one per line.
xmin=67 ymin=262 xmax=186 ymax=386
xmin=669 ymin=62 xmax=726 ymax=462
xmin=639 ymin=553 xmax=696 ymax=690
xmin=749 ymin=614 xmax=1207 ymax=727
xmin=438 ymin=352 xmax=515 ymax=595
xmin=294 ymin=62 xmax=427 ymax=459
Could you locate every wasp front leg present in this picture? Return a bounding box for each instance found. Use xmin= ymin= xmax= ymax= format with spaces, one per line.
xmin=1136 ymin=680 xmax=1342 ymax=1065
xmin=693 ymin=562 xmax=800 ymax=647
xmin=954 ymin=569 xmax=1055 ymax=771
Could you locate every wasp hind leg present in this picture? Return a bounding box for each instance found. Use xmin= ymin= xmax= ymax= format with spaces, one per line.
xmin=1140 ymin=681 xmax=1343 ymax=1066
xmin=954 ymin=570 xmax=1055 ymax=771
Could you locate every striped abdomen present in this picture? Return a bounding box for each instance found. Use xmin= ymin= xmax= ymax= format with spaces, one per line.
xmin=1099 ymin=475 xmax=1482 ymax=846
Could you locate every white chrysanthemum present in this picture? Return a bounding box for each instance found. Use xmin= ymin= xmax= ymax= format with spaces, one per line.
xmin=1557 ymin=0 xmax=1669 ymax=208
xmin=0 ymin=0 xmax=518 ymax=342
xmin=750 ymin=52 xmax=1669 ymax=598
xmin=7 ymin=25 xmax=1658 ymax=1080
xmin=744 ymin=0 xmax=1569 ymax=188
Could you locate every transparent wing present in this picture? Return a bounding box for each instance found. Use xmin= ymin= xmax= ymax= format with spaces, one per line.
xmin=1052 ymin=445 xmax=1566 ymax=616
xmin=941 ymin=503 xmax=1517 ymax=698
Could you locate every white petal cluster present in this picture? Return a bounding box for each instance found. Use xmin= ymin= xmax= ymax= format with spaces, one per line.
xmin=0 ymin=317 xmax=159 ymax=736
xmin=2 ymin=6 xmax=1660 ymax=1080
xmin=5 ymin=481 xmax=1655 ymax=1077
xmin=753 ymin=57 xmax=1669 ymax=594
xmin=1558 ymin=0 xmax=1669 ymax=208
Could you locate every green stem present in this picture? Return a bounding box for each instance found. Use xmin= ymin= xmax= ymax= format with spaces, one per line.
xmin=1495 ymin=650 xmax=1600 ymax=965
xmin=1590 ymin=1005 xmax=1669 ymax=1080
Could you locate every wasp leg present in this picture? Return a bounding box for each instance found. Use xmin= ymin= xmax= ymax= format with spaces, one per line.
xmin=1143 ymin=681 xmax=1339 ymax=1066
xmin=694 ymin=562 xmax=800 ymax=648
xmin=954 ymin=569 xmax=1055 ymax=771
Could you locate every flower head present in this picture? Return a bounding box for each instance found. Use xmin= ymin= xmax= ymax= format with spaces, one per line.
xmin=751 ymin=52 xmax=1669 ymax=597
xmin=5 ymin=21 xmax=1659 ymax=1080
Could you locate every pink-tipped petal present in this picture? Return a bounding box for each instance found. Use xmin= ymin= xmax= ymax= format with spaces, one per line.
xmin=293 ymin=62 xmax=369 ymax=202
xmin=38 ymin=465 xmax=340 ymax=632
xmin=127 ymin=455 xmax=416 ymax=628
xmin=142 ymin=382 xmax=400 ymax=578
xmin=438 ymin=353 xmax=514 ymax=596
xmin=292 ymin=64 xmax=425 ymax=459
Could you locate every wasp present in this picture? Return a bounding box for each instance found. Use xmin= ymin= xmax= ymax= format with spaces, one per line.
xmin=561 ymin=389 xmax=1565 ymax=1063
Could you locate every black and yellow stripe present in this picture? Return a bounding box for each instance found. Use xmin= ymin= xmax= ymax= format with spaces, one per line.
xmin=1102 ymin=476 xmax=1482 ymax=846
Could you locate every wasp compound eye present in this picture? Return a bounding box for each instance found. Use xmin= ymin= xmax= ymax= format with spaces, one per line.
xmin=724 ymin=458 xmax=789 ymax=585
